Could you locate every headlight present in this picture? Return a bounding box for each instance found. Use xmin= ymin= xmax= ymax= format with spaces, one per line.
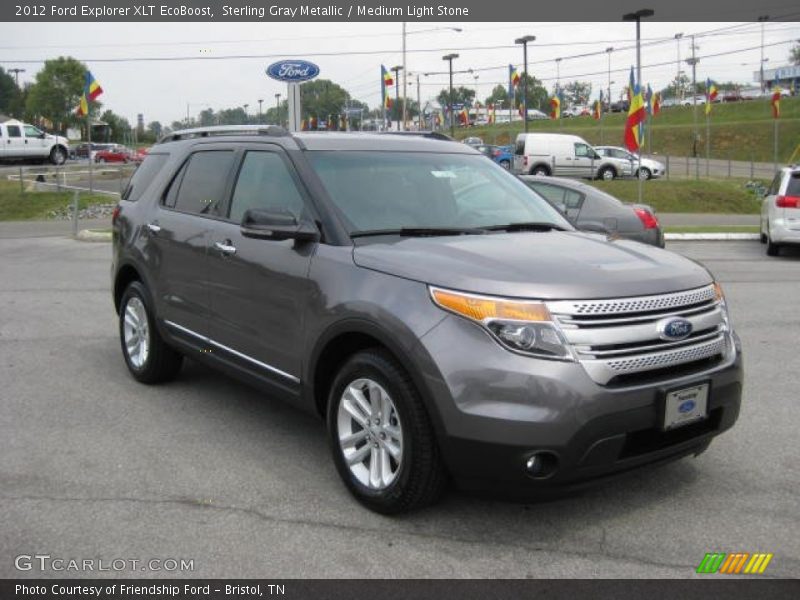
xmin=429 ymin=287 xmax=574 ymax=361
xmin=713 ymin=282 xmax=733 ymax=332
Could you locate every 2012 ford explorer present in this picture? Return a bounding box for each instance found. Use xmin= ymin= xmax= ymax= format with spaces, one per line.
xmin=111 ymin=126 xmax=742 ymax=514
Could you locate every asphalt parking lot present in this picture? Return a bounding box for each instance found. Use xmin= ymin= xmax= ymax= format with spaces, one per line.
xmin=0 ymin=235 xmax=798 ymax=579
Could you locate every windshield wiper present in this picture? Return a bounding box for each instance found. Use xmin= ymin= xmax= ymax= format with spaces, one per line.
xmin=350 ymin=227 xmax=488 ymax=238
xmin=484 ymin=222 xmax=569 ymax=233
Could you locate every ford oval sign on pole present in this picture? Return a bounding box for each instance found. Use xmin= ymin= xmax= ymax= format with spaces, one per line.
xmin=267 ymin=60 xmax=319 ymax=132
xmin=266 ymin=60 xmax=320 ymax=83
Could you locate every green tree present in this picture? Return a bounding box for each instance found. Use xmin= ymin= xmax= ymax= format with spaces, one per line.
xmin=146 ymin=121 xmax=163 ymax=139
xmin=26 ymin=57 xmax=99 ymax=129
xmin=791 ymin=44 xmax=800 ymax=66
xmin=99 ymin=109 xmax=131 ymax=143
xmin=562 ymin=81 xmax=593 ymax=107
xmin=485 ymin=84 xmax=509 ymax=109
xmin=660 ymin=73 xmax=692 ymax=99
xmin=517 ymin=74 xmax=548 ymax=112
xmin=0 ymin=67 xmax=19 ymax=117
xmin=436 ymin=86 xmax=475 ymax=110
xmin=300 ymin=79 xmax=351 ymax=120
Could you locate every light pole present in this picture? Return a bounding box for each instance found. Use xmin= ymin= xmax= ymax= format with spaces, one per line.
xmin=623 ymin=8 xmax=654 ymax=203
xmin=243 ymin=103 xmax=249 ymax=124
xmin=674 ymin=33 xmax=684 ymax=101
xmin=274 ymin=93 xmax=281 ymax=125
xmin=258 ymin=99 xmax=263 ymax=123
xmin=442 ymin=53 xmax=459 ymax=138
xmin=391 ymin=65 xmax=403 ymax=131
xmin=759 ymin=15 xmax=769 ymax=91
xmin=515 ymin=35 xmax=536 ymax=133
xmin=402 ymin=25 xmax=462 ymax=131
xmin=605 ymin=47 xmax=613 ymax=111
xmin=8 ymin=68 xmax=25 ymax=86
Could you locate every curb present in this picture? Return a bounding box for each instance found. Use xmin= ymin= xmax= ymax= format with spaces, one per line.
xmin=665 ymin=233 xmax=760 ymax=241
xmin=76 ymin=229 xmax=112 ymax=242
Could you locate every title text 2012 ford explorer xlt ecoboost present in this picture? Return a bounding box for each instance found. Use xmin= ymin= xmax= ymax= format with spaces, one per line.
xmin=111 ymin=126 xmax=742 ymax=514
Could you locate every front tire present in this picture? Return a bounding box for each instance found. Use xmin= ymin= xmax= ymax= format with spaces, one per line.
xmin=637 ymin=167 xmax=652 ymax=180
xmin=119 ymin=281 xmax=183 ymax=384
xmin=327 ymin=349 xmax=446 ymax=514
xmin=49 ymin=146 xmax=67 ymax=166
xmin=598 ymin=166 xmax=616 ymax=181
xmin=531 ymin=165 xmax=550 ymax=176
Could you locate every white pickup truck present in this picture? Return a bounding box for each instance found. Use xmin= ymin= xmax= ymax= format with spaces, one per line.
xmin=0 ymin=120 xmax=70 ymax=165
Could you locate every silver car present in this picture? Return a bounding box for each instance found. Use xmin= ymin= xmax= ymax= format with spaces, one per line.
xmin=760 ymin=166 xmax=800 ymax=256
xmin=594 ymin=146 xmax=666 ymax=180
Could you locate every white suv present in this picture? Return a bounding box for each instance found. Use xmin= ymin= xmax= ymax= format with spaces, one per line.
xmin=0 ymin=120 xmax=70 ymax=165
xmin=760 ymin=166 xmax=800 ymax=256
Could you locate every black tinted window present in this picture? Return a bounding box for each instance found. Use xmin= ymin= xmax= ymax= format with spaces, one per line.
xmin=787 ymin=173 xmax=800 ymax=196
xmin=7 ymin=126 xmax=20 ymax=138
xmin=122 ymin=154 xmax=168 ymax=202
xmin=229 ymin=152 xmax=305 ymax=223
xmin=172 ymin=151 xmax=234 ymax=216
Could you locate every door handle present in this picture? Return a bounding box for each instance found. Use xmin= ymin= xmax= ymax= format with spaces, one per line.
xmin=214 ymin=241 xmax=237 ymax=256
xmin=146 ymin=222 xmax=161 ymax=234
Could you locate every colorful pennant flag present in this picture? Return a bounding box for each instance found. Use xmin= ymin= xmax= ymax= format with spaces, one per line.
xmin=510 ymin=64 xmax=521 ymax=91
xmin=459 ymin=107 xmax=469 ymax=125
xmin=771 ymin=87 xmax=781 ymax=119
xmin=705 ymin=78 xmax=718 ymax=116
xmin=624 ymin=67 xmax=646 ymax=152
xmin=593 ymin=90 xmax=603 ymax=120
xmin=488 ymin=103 xmax=496 ymax=125
xmin=549 ymin=94 xmax=561 ymax=120
xmin=76 ymin=71 xmax=103 ymax=117
xmin=652 ymin=92 xmax=661 ymax=116
xmin=381 ymin=65 xmax=393 ymax=110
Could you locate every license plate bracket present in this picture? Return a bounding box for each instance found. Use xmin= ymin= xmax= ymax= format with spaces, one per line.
xmin=662 ymin=383 xmax=709 ymax=430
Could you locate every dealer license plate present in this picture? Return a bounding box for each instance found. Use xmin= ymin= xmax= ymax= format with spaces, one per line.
xmin=663 ymin=384 xmax=709 ymax=430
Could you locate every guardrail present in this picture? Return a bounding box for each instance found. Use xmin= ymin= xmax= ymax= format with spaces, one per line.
xmin=4 ymin=162 xmax=135 ymax=196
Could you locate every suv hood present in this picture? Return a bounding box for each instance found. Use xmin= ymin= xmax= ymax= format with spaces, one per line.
xmin=353 ymin=231 xmax=711 ymax=299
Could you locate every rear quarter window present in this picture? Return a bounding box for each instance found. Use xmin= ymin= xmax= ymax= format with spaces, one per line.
xmin=785 ymin=173 xmax=800 ymax=197
xmin=121 ymin=153 xmax=169 ymax=202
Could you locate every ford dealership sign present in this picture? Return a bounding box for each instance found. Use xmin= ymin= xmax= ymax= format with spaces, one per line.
xmin=266 ymin=60 xmax=320 ymax=83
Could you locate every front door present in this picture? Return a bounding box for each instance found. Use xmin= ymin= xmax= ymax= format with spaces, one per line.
xmin=23 ymin=124 xmax=49 ymax=159
xmin=206 ymin=146 xmax=318 ymax=390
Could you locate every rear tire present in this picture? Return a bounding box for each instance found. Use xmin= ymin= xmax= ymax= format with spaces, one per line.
xmin=119 ymin=281 xmax=183 ymax=384
xmin=327 ymin=349 xmax=446 ymax=514
xmin=766 ymin=237 xmax=780 ymax=256
xmin=531 ymin=165 xmax=550 ymax=176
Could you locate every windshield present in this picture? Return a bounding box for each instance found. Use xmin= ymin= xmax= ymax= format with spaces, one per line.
xmin=307 ymin=151 xmax=571 ymax=234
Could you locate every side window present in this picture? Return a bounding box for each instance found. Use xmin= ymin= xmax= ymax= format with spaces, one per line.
xmin=767 ymin=172 xmax=782 ymax=196
xmin=122 ymin=154 xmax=169 ymax=202
xmin=7 ymin=126 xmax=21 ymax=138
xmin=563 ymin=190 xmax=584 ymax=210
xmin=574 ymin=143 xmax=591 ymax=158
xmin=530 ymin=183 xmax=566 ymax=206
xmin=24 ymin=125 xmax=42 ymax=137
xmin=228 ymin=151 xmax=306 ymax=224
xmin=170 ymin=151 xmax=235 ymax=216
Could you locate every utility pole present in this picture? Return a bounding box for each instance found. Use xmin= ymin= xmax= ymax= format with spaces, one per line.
xmin=402 ymin=22 xmax=407 ymax=131
xmin=391 ymin=65 xmax=403 ymax=132
xmin=759 ymin=15 xmax=769 ymax=92
xmin=606 ymin=48 xmax=613 ymax=112
xmin=415 ymin=73 xmax=422 ymax=130
xmin=275 ymin=93 xmax=281 ymax=125
xmin=258 ymin=99 xmax=263 ymax=123
xmin=674 ymin=33 xmax=683 ymax=101
xmin=686 ymin=37 xmax=700 ymax=179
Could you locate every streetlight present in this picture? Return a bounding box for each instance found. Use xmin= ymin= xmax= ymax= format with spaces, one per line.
xmin=274 ymin=93 xmax=281 ymax=126
xmin=623 ymin=8 xmax=654 ymax=203
xmin=391 ymin=65 xmax=403 ymax=131
xmin=8 ymin=68 xmax=25 ymax=86
xmin=402 ymin=25 xmax=462 ymax=131
xmin=258 ymin=98 xmax=264 ymax=123
xmin=674 ymin=33 xmax=684 ymax=101
xmin=605 ymin=47 xmax=613 ymax=111
xmin=514 ymin=35 xmax=536 ymax=132
xmin=442 ymin=53 xmax=459 ymax=138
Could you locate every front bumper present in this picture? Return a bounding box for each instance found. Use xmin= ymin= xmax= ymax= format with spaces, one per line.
xmin=416 ymin=314 xmax=742 ymax=494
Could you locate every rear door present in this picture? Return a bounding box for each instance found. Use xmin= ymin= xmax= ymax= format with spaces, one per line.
xmin=4 ymin=124 xmax=26 ymax=158
xmin=205 ymin=145 xmax=317 ymax=390
xmin=146 ymin=146 xmax=237 ymax=342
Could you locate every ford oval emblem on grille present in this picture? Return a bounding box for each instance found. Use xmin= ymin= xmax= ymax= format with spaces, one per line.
xmin=657 ymin=317 xmax=693 ymax=341
xmin=678 ymin=399 xmax=696 ymax=414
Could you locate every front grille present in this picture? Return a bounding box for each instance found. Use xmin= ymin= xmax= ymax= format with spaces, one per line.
xmin=547 ymin=284 xmax=731 ymax=386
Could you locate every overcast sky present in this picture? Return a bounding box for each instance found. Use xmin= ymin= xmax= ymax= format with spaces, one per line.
xmin=1 ymin=20 xmax=798 ymax=125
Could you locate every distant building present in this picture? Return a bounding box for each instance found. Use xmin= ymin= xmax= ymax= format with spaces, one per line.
xmin=137 ymin=113 xmax=144 ymax=135
xmin=754 ymin=64 xmax=800 ymax=90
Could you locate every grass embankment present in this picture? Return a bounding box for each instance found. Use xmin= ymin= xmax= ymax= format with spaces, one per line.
xmin=586 ymin=178 xmax=762 ymax=214
xmin=0 ymin=180 xmax=112 ymax=221
xmin=466 ymin=96 xmax=800 ymax=163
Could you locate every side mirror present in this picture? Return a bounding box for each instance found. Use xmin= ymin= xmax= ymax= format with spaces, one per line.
xmin=240 ymin=208 xmax=319 ymax=242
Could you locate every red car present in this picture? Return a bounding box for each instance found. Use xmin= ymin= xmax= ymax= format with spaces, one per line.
xmin=132 ymin=147 xmax=150 ymax=163
xmin=94 ymin=145 xmax=133 ymax=163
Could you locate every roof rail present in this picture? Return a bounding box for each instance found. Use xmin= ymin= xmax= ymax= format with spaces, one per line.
xmin=378 ymin=131 xmax=454 ymax=142
xmin=157 ymin=124 xmax=290 ymax=144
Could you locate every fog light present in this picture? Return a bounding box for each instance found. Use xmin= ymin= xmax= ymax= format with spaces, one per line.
xmin=524 ymin=452 xmax=558 ymax=479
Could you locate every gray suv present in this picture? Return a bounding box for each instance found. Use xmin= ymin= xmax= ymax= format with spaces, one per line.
xmin=112 ymin=126 xmax=743 ymax=514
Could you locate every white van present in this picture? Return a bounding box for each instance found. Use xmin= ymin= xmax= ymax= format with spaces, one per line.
xmin=0 ymin=120 xmax=70 ymax=165
xmin=512 ymin=133 xmax=623 ymax=180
